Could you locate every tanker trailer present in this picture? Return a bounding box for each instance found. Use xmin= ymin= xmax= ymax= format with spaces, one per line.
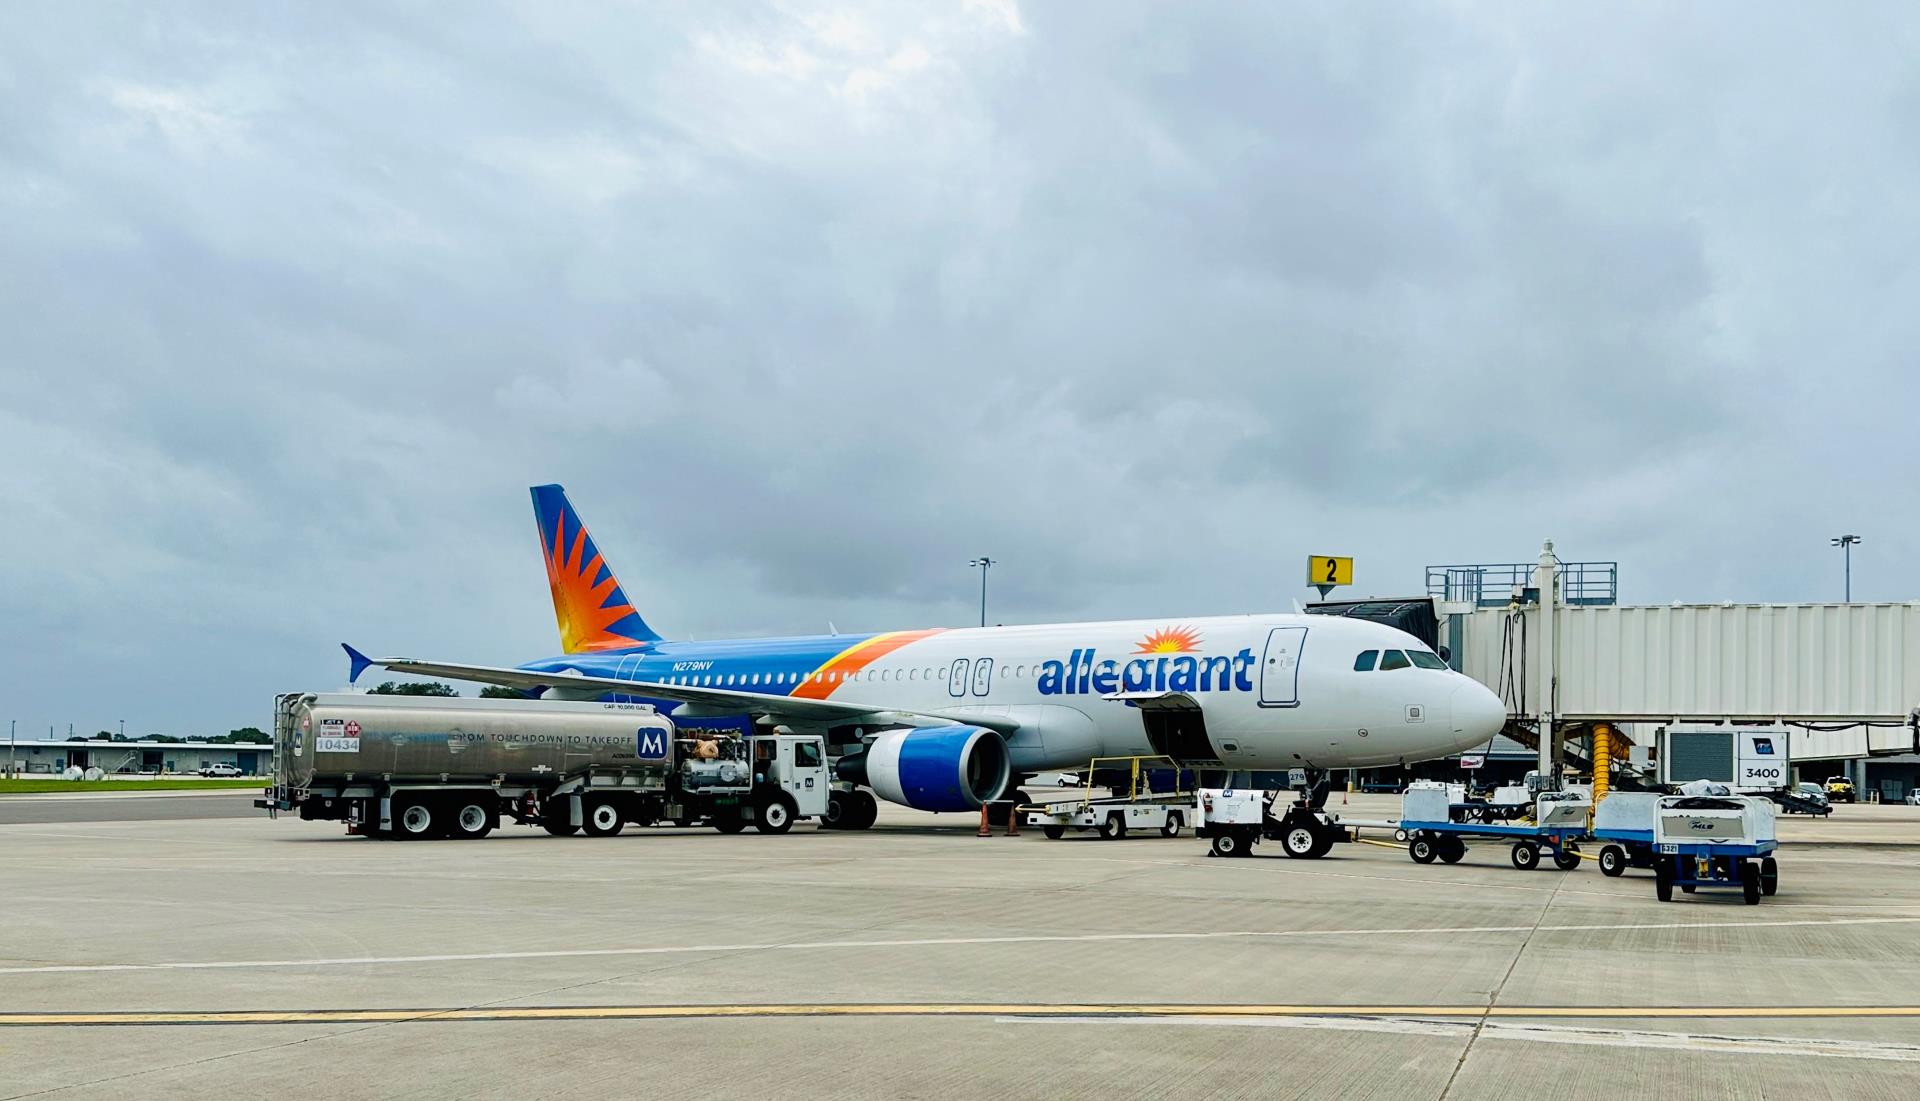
xmin=256 ymin=693 xmax=826 ymax=839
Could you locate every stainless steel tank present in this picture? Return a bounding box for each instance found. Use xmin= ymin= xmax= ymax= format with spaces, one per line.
xmin=278 ymin=693 xmax=675 ymax=789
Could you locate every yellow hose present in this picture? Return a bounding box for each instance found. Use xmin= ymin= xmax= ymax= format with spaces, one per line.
xmin=1593 ymin=725 xmax=1611 ymax=804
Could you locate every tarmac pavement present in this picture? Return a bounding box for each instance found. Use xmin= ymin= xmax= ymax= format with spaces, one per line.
xmin=2 ymin=796 xmax=1918 ymax=1099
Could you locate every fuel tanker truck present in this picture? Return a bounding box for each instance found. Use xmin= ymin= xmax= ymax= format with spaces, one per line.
xmin=256 ymin=693 xmax=831 ymax=839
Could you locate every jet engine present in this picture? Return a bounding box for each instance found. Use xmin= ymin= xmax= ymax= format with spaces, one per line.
xmin=835 ymin=725 xmax=1010 ymax=813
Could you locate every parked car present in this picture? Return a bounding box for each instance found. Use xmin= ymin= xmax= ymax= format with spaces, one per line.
xmin=1775 ymin=782 xmax=1831 ymax=816
xmin=1825 ymin=777 xmax=1857 ymax=803
xmin=198 ymin=763 xmax=243 ymax=778
xmin=1905 ymin=789 xmax=1920 ymax=807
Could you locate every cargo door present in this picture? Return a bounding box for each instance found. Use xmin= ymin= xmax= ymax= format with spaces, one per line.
xmin=1258 ymin=627 xmax=1307 ymax=707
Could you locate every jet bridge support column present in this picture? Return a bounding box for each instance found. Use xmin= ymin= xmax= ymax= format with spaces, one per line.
xmin=1534 ymin=542 xmax=1559 ymax=789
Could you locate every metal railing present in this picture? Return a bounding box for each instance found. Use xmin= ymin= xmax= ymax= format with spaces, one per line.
xmin=1426 ymin=561 xmax=1618 ymax=607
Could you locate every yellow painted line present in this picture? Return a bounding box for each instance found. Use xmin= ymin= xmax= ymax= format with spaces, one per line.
xmin=4 ymin=1003 xmax=1918 ymax=1028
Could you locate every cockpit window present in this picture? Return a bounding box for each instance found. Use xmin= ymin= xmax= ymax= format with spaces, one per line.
xmin=1379 ymin=650 xmax=1411 ymax=671
xmin=1407 ymin=651 xmax=1447 ymax=671
xmin=1353 ymin=650 xmax=1378 ymax=672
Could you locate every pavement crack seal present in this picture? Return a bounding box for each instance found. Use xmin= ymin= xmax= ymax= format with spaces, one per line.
xmin=1438 ymin=856 xmax=1571 ymax=1101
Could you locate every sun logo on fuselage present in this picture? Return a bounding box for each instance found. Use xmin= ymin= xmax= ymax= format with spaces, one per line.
xmin=1135 ymin=625 xmax=1202 ymax=654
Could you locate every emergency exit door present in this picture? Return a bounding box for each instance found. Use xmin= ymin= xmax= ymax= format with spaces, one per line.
xmin=1259 ymin=626 xmax=1307 ymax=707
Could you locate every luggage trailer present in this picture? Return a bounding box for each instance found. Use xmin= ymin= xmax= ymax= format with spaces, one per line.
xmin=1362 ymin=783 xmax=1595 ymax=871
xmin=1592 ymin=792 xmax=1780 ymax=904
xmin=1025 ymin=755 xmax=1200 ymax=841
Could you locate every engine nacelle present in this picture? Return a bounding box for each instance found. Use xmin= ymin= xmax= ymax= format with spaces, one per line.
xmin=839 ymin=726 xmax=1010 ymax=813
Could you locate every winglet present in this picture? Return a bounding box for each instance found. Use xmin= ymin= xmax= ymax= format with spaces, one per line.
xmin=342 ymin=643 xmax=375 ymax=686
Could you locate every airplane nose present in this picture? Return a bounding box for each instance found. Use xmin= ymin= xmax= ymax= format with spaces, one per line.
xmin=1450 ymin=680 xmax=1507 ymax=743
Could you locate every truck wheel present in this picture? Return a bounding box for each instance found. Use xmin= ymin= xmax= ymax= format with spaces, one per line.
xmin=1281 ymin=824 xmax=1318 ymax=859
xmin=1599 ymin=845 xmax=1627 ymax=877
xmin=1760 ymin=856 xmax=1779 ymax=896
xmin=822 ymin=791 xmax=851 ymax=830
xmin=1042 ymin=824 xmax=1067 ymax=839
xmin=541 ymin=819 xmax=579 ymax=837
xmin=1409 ymin=836 xmax=1438 ymax=864
xmin=1308 ymin=828 xmax=1337 ymax=858
xmin=582 ymin=798 xmax=625 ymax=837
xmin=1553 ymin=847 xmax=1582 ymax=871
xmin=451 ymin=800 xmax=495 ymax=840
xmin=1097 ymin=814 xmax=1127 ymax=840
xmin=1210 ymin=832 xmax=1242 ymax=858
xmin=1161 ymin=813 xmax=1183 ymax=838
xmin=393 ymin=798 xmax=439 ymax=840
xmin=714 ymin=816 xmax=747 ymax=834
xmin=1510 ymin=842 xmax=1539 ymax=870
xmin=755 ymin=794 xmax=796 ymax=834
xmin=1438 ymin=836 xmax=1467 ymax=864
xmin=1741 ymin=861 xmax=1762 ymax=905
xmin=1655 ymin=858 xmax=1675 ymax=901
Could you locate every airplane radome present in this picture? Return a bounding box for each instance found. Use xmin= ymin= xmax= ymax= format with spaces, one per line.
xmin=347 ymin=485 xmax=1509 ymax=816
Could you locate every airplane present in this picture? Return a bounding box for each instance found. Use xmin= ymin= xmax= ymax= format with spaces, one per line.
xmin=345 ymin=484 xmax=1508 ymax=839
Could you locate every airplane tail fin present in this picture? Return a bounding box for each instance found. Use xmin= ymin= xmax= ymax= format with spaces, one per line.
xmin=530 ymin=484 xmax=660 ymax=653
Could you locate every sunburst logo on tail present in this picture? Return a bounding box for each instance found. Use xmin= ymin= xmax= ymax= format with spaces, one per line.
xmin=1135 ymin=625 xmax=1202 ymax=654
xmin=544 ymin=512 xmax=646 ymax=653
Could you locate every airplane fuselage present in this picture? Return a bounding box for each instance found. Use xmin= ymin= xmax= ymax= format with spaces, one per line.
xmin=518 ymin=613 xmax=1506 ymax=775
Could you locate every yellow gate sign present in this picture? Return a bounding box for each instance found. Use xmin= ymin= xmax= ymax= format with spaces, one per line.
xmin=1307 ymin=556 xmax=1352 ymax=587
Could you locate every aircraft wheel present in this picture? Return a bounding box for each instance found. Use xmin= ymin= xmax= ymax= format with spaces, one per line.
xmin=1409 ymin=835 xmax=1438 ymax=864
xmin=821 ymin=790 xmax=851 ymax=830
xmin=1510 ymin=842 xmax=1540 ymax=871
xmin=1760 ymin=856 xmax=1779 ymax=896
xmin=851 ymin=791 xmax=879 ymax=830
xmin=1599 ymin=845 xmax=1627 ymax=877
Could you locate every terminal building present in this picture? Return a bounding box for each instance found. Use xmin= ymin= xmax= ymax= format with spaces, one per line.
xmin=3 ymin=739 xmax=267 ymax=777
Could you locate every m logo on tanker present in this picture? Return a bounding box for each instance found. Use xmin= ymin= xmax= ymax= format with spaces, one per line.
xmin=637 ymin=729 xmax=668 ymax=760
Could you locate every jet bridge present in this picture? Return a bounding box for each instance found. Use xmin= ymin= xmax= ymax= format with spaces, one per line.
xmin=1442 ymin=543 xmax=1920 ymax=784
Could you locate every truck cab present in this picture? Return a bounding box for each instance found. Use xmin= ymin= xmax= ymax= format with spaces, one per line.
xmin=754 ymin=734 xmax=830 ymax=820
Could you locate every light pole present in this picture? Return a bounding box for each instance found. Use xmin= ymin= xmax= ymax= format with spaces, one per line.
xmin=968 ymin=557 xmax=995 ymax=627
xmin=1830 ymin=535 xmax=1861 ymax=602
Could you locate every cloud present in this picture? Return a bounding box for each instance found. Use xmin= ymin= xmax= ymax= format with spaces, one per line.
xmin=0 ymin=2 xmax=1915 ymax=736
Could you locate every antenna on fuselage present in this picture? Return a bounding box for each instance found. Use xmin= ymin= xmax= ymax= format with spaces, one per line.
xmin=828 ymin=621 xmax=839 ymax=636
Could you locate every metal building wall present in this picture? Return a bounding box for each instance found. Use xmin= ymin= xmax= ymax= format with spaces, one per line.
xmin=1455 ymin=602 xmax=1920 ymax=723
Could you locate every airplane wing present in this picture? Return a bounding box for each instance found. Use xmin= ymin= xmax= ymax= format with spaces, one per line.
xmin=344 ymin=647 xmax=1021 ymax=735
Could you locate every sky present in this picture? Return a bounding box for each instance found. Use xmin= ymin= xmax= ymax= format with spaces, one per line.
xmin=3 ymin=2 xmax=1917 ymax=738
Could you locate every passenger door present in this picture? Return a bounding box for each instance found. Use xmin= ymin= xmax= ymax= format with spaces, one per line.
xmin=1258 ymin=627 xmax=1307 ymax=707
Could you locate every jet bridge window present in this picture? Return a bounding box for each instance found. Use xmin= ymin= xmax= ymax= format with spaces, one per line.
xmin=1407 ymin=651 xmax=1447 ymax=671
xmin=1353 ymin=651 xmax=1378 ymax=672
xmin=1379 ymin=650 xmax=1411 ymax=671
